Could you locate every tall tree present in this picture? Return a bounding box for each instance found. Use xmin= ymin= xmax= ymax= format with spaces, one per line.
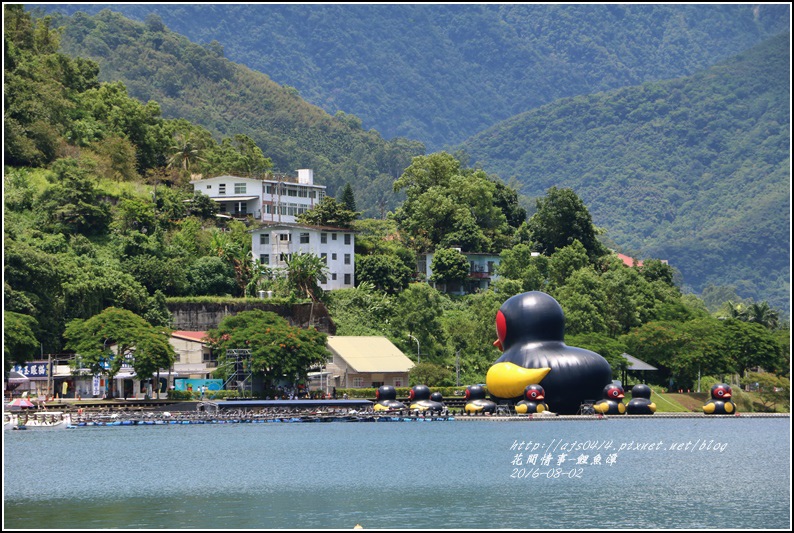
xmin=392 ymin=152 xmax=509 ymax=253
xmin=206 ymin=310 xmax=329 ymax=391
xmin=296 ymin=196 xmax=358 ymax=229
xmin=63 ymin=307 xmax=175 ymax=398
xmin=339 ymin=182 xmax=357 ymax=212
xmin=526 ymin=186 xmax=608 ymax=262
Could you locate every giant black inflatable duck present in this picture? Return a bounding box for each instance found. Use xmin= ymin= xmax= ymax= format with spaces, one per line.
xmin=464 ymin=385 xmax=497 ymax=415
xmin=703 ymin=383 xmax=736 ymax=415
xmin=626 ymin=384 xmax=656 ymax=415
xmin=515 ymin=384 xmax=548 ymax=414
xmin=593 ymin=383 xmax=626 ymax=415
xmin=486 ymin=291 xmax=613 ymax=414
xmin=373 ymin=385 xmax=406 ymax=412
xmin=409 ymin=385 xmax=444 ymax=413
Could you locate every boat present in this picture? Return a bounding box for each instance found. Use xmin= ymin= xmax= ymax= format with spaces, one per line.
xmin=5 ymin=411 xmax=72 ymax=429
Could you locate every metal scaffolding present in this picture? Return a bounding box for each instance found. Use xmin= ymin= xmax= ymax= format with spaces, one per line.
xmin=223 ymin=349 xmax=253 ymax=397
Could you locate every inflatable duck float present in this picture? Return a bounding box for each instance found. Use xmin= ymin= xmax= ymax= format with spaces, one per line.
xmin=485 ymin=291 xmax=613 ymax=414
xmin=626 ymin=384 xmax=656 ymax=414
xmin=409 ymin=385 xmax=445 ymax=413
xmin=703 ymin=383 xmax=736 ymax=414
xmin=373 ymin=385 xmax=406 ymax=412
xmin=593 ymin=383 xmax=626 ymax=415
xmin=515 ymin=384 xmax=549 ymax=414
xmin=464 ymin=385 xmax=497 ymax=414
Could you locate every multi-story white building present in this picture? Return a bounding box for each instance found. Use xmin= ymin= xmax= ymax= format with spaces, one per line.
xmin=418 ymin=250 xmax=503 ymax=294
xmin=250 ymin=223 xmax=356 ymax=291
xmin=191 ymin=169 xmax=326 ymax=223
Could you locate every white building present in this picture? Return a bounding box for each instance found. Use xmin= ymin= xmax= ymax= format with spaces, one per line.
xmin=191 ymin=169 xmax=326 ymax=223
xmin=418 ymin=251 xmax=503 ymax=294
xmin=250 ymin=223 xmax=356 ymax=291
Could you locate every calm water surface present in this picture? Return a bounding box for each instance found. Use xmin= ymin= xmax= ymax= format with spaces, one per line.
xmin=3 ymin=417 xmax=790 ymax=529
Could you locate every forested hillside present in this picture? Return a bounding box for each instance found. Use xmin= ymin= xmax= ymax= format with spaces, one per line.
xmin=44 ymin=9 xmax=425 ymax=212
xmin=18 ymin=7 xmax=792 ymax=312
xmin=4 ymin=6 xmax=788 ymax=392
xmin=460 ymin=33 xmax=791 ymax=312
xmin=33 ymin=4 xmax=790 ymax=150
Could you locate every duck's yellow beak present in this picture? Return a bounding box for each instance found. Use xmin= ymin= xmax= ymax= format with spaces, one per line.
xmin=486 ymin=362 xmax=550 ymax=399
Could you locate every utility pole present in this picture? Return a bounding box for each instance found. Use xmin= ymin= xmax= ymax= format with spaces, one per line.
xmin=408 ymin=334 xmax=420 ymax=365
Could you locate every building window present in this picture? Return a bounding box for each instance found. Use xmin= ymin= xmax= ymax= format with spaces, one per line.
xmin=219 ymin=184 xmax=226 ymax=195
xmin=393 ymin=379 xmax=403 ymax=388
xmin=300 ymin=233 xmax=310 ymax=244
xmin=331 ymin=253 xmax=337 ymax=261
xmin=309 ymin=191 xmax=316 ymax=199
xmin=344 ymin=273 xmax=351 ymax=285
xmin=332 ymin=233 xmax=337 ymax=241
xmin=344 ymin=254 xmax=351 ymax=265
xmin=331 ymin=273 xmax=337 ymax=281
xmin=280 ymin=253 xmax=291 ymax=263
xmin=287 ymin=188 xmax=297 ymax=197
xmin=371 ymin=381 xmax=384 ymax=388
xmin=321 ymin=233 xmax=327 ymax=244
xmin=237 ymin=202 xmax=247 ymax=215
xmin=352 ymin=377 xmax=365 ymax=388
xmin=260 ymin=234 xmax=270 ymax=245
xmin=321 ymin=253 xmax=328 ymax=264
xmin=344 ymin=234 xmax=351 ymax=245
xmin=318 ymin=273 xmax=327 ymax=284
xmin=260 ymin=254 xmax=269 ymax=265
xmin=206 ymin=185 xmax=211 ymax=189
xmin=279 ymin=233 xmax=290 ymax=242
xmin=234 ymin=183 xmax=246 ymax=194
xmin=219 ymin=203 xmax=227 ymax=213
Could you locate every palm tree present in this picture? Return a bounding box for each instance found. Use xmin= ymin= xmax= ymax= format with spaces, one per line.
xmin=167 ymin=132 xmax=205 ymax=173
xmin=745 ymin=302 xmax=780 ymax=330
xmin=285 ymin=252 xmax=327 ymax=302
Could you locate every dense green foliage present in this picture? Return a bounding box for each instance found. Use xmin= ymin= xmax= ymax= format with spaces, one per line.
xmin=33 ymin=4 xmax=789 ymax=149
xmin=205 ymin=310 xmax=329 ymax=390
xmin=462 ymin=33 xmax=791 ymax=312
xmin=43 ymin=8 xmax=425 ymax=214
xmin=24 ymin=6 xmax=790 ymax=312
xmin=62 ymin=307 xmax=176 ymax=396
xmin=5 ymin=6 xmax=789 ymax=397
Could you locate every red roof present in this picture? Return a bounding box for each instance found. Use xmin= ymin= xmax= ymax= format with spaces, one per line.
xmin=171 ymin=331 xmax=209 ymax=343
xmin=617 ymin=253 xmax=643 ymax=268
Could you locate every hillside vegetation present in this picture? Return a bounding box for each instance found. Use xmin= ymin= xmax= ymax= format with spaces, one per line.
xmin=461 ymin=33 xmax=791 ymax=312
xmin=47 ymin=8 xmax=425 ymax=213
xmin=33 ymin=4 xmax=790 ymax=150
xmin=4 ymin=6 xmax=788 ymax=396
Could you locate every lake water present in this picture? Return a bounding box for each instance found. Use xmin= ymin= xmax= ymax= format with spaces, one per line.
xmin=3 ymin=417 xmax=790 ymax=529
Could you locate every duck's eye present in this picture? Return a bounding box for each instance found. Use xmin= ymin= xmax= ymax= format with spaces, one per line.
xmin=496 ymin=310 xmax=507 ymax=344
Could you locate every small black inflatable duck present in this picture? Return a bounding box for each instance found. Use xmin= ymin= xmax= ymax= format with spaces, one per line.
xmin=373 ymin=385 xmax=406 ymax=412
xmin=626 ymin=384 xmax=656 ymax=415
xmin=593 ymin=383 xmax=626 ymax=415
xmin=703 ymin=383 xmax=736 ymax=414
xmin=464 ymin=385 xmax=497 ymax=414
xmin=486 ymin=291 xmax=613 ymax=414
xmin=409 ymin=385 xmax=444 ymax=413
xmin=515 ymin=384 xmax=549 ymax=414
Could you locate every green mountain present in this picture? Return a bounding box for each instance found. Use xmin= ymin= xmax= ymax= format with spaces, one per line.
xmin=460 ymin=33 xmax=791 ymax=312
xmin=28 ymin=7 xmax=790 ymax=312
xmin=32 ymin=4 xmax=790 ymax=150
xmin=45 ymin=8 xmax=424 ymax=213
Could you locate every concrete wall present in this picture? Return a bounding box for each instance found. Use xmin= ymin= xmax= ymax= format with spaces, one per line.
xmin=166 ymin=301 xmax=336 ymax=334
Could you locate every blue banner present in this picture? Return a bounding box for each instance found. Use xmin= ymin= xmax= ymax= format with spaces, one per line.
xmin=12 ymin=362 xmax=50 ymax=378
